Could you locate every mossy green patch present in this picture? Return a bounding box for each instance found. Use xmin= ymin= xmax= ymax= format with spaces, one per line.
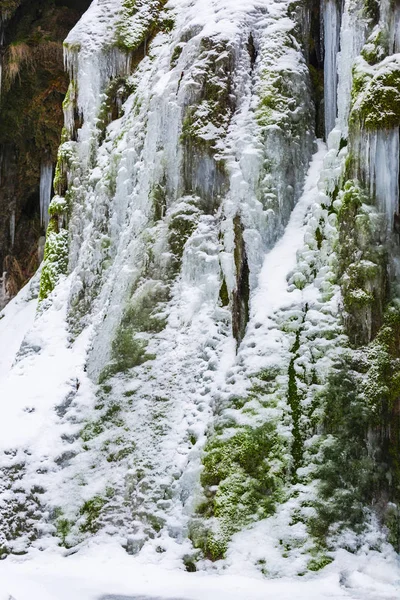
xmin=39 ymin=218 xmax=69 ymax=301
xmin=123 ymin=280 xmax=169 ymax=334
xmin=168 ymin=201 xmax=200 ymax=267
xmin=337 ymin=180 xmax=387 ymax=346
xmin=352 ymin=58 xmax=400 ymax=130
xmin=312 ymin=304 xmax=400 ymax=546
xmin=180 ymin=36 xmax=234 ymax=150
xmin=99 ymin=326 xmax=155 ymax=383
xmin=114 ymin=0 xmax=171 ymax=53
xmin=96 ymin=76 xmax=136 ymax=143
xmin=79 ymin=496 xmax=106 ymax=534
xmin=195 ymin=421 xmax=286 ymax=559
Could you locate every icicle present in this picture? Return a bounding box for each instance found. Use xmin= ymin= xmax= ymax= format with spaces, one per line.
xmin=336 ymin=0 xmax=367 ymax=136
xmin=322 ymin=0 xmax=340 ymax=138
xmin=393 ymin=2 xmax=400 ymax=53
xmin=9 ymin=210 xmax=15 ymax=247
xmin=40 ymin=162 xmax=53 ymax=230
xmin=368 ymin=129 xmax=400 ymax=234
xmin=63 ymin=43 xmax=130 ymax=164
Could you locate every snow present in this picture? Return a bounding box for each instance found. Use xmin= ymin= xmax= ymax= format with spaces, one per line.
xmin=253 ymin=141 xmax=326 ymax=318
xmin=0 ymin=542 xmax=399 ymax=600
xmin=0 ymin=278 xmax=37 ymax=379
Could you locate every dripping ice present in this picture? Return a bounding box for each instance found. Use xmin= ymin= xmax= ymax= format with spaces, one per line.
xmin=40 ymin=162 xmax=53 ymax=230
xmin=368 ymin=129 xmax=400 ymax=233
xmin=322 ymin=0 xmax=340 ymax=137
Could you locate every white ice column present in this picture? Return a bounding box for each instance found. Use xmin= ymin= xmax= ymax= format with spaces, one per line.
xmin=323 ymin=0 xmax=340 ymax=138
xmin=368 ymin=129 xmax=400 ymax=233
xmin=336 ymin=0 xmax=368 ymax=136
xmin=40 ymin=161 xmax=53 ymax=231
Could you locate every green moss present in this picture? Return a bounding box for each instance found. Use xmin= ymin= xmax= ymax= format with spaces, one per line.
xmin=168 ymin=201 xmax=200 ymax=263
xmin=114 ymin=0 xmax=170 ymax=53
xmin=195 ymin=422 xmax=286 ymax=558
xmin=337 ymin=180 xmax=387 ymax=346
xmin=53 ymin=141 xmax=77 ymax=199
xmin=123 ymin=280 xmax=169 ymax=334
xmin=312 ymin=304 xmax=400 ymax=546
xmin=219 ymin=277 xmax=229 ymax=307
xmin=352 ymin=59 xmax=400 ymax=129
xmin=99 ymin=326 xmax=156 ymax=383
xmin=151 ymin=182 xmax=167 ymax=221
xmin=170 ymin=43 xmax=184 ymax=67
xmin=106 ymin=444 xmax=135 ymax=463
xmin=385 ymin=503 xmax=400 ymax=552
xmin=96 ymin=76 xmax=135 ymax=142
xmin=315 ymin=226 xmax=323 ymax=250
xmin=39 ymin=219 xmax=69 ymax=301
xmin=49 ymin=195 xmax=67 ymax=216
xmin=361 ymin=28 xmax=387 ymax=65
xmin=255 ymin=26 xmax=311 ymax=136
xmin=180 ymin=37 xmax=233 ymax=149
xmin=363 ymin=0 xmax=380 ymax=22
xmin=288 ymin=330 xmax=303 ymax=479
xmin=307 ymin=553 xmax=333 ymax=571
xmin=81 ymin=403 xmax=123 ymax=442
xmin=81 ymin=420 xmax=105 ymax=442
xmin=79 ymin=496 xmax=106 ymax=534
xmin=0 ymin=0 xmax=21 ymax=19
xmin=56 ymin=517 xmax=72 ymax=546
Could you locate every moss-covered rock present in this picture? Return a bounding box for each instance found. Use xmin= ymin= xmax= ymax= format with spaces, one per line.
xmin=337 ymin=180 xmax=387 ymax=345
xmin=311 ymin=302 xmax=400 ymax=548
xmin=39 ymin=218 xmax=69 ymax=301
xmin=114 ymin=0 xmax=171 ymax=53
xmin=352 ymin=57 xmax=400 ymax=130
xmin=195 ymin=420 xmax=287 ymax=559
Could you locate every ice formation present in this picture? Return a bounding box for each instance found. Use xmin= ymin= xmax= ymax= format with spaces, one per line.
xmin=40 ymin=162 xmax=53 ymax=231
xmin=0 ymin=0 xmax=399 ymax=596
xmin=323 ymin=0 xmax=340 ymax=137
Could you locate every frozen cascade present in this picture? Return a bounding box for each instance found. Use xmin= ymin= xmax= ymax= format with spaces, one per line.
xmin=368 ymin=129 xmax=400 ymax=233
xmin=39 ymin=162 xmax=53 ymax=230
xmin=322 ymin=0 xmax=340 ymax=137
xmin=380 ymin=0 xmax=400 ymax=54
xmin=353 ymin=126 xmax=400 ymax=234
xmin=336 ymin=0 xmax=367 ymax=135
xmin=63 ymin=0 xmax=130 ymax=165
xmin=0 ymin=0 xmax=317 ymax=559
xmin=0 ymin=0 xmax=400 ymax=587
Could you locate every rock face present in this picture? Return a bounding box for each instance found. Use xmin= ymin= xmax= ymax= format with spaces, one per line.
xmin=0 ymin=0 xmax=399 ymax=575
xmin=0 ymin=0 xmax=91 ymax=307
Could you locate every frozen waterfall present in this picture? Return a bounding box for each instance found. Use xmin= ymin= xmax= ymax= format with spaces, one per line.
xmin=368 ymin=129 xmax=400 ymax=234
xmin=336 ymin=0 xmax=367 ymax=135
xmin=323 ymin=0 xmax=340 ymax=138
